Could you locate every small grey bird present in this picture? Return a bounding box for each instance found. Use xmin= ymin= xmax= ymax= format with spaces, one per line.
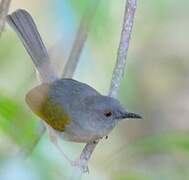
xmin=7 ymin=9 xmax=141 ymax=164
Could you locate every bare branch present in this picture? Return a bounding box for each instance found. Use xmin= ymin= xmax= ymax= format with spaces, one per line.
xmin=0 ymin=0 xmax=11 ymax=35
xmin=62 ymin=0 xmax=100 ymax=78
xmin=71 ymin=0 xmax=137 ymax=178
xmin=109 ymin=0 xmax=136 ymax=98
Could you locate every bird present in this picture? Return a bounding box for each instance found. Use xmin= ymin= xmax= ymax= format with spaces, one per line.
xmin=7 ymin=9 xmax=141 ymax=165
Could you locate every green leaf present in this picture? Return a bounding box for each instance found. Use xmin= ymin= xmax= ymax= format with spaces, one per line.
xmin=0 ymin=93 xmax=37 ymax=145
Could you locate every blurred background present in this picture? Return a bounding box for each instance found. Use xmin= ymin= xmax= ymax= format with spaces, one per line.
xmin=0 ymin=0 xmax=189 ymax=179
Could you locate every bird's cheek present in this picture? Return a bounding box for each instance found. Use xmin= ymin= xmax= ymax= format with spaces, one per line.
xmin=108 ymin=117 xmax=118 ymax=126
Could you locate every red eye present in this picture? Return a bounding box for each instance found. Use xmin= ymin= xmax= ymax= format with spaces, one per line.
xmin=104 ymin=111 xmax=112 ymax=117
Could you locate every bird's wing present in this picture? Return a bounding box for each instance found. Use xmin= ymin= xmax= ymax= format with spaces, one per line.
xmin=25 ymin=79 xmax=100 ymax=131
xmin=25 ymin=83 xmax=70 ymax=131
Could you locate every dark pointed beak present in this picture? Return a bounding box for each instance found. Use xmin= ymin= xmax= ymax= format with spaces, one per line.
xmin=120 ymin=112 xmax=142 ymax=119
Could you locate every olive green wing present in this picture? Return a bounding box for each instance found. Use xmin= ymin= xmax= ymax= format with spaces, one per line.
xmin=25 ymin=83 xmax=70 ymax=131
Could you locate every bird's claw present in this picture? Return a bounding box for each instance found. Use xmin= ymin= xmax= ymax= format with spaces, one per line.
xmin=71 ymin=159 xmax=89 ymax=173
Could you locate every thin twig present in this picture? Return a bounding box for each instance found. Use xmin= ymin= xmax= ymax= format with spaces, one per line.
xmin=0 ymin=0 xmax=11 ymax=35
xmin=20 ymin=1 xmax=100 ymax=157
xmin=62 ymin=0 xmax=100 ymax=78
xmin=71 ymin=0 xmax=137 ymax=179
xmin=109 ymin=0 xmax=136 ymax=98
xmin=18 ymin=123 xmax=46 ymax=157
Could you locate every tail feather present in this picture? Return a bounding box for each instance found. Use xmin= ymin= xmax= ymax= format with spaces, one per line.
xmin=7 ymin=9 xmax=58 ymax=83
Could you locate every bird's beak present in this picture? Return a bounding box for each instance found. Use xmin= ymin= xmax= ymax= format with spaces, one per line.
xmin=120 ymin=111 xmax=142 ymax=119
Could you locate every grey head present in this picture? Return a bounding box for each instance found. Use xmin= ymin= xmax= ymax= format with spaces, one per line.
xmin=78 ymin=95 xmax=142 ymax=139
xmin=85 ymin=95 xmax=141 ymax=120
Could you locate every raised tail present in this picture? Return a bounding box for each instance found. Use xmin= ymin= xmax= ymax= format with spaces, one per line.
xmin=7 ymin=9 xmax=58 ymax=83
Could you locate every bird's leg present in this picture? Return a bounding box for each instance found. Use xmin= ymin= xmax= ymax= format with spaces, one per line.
xmin=45 ymin=125 xmax=72 ymax=165
xmin=47 ymin=126 xmax=88 ymax=171
xmin=71 ymin=154 xmax=89 ymax=173
xmin=71 ymin=139 xmax=100 ymax=173
xmin=51 ymin=131 xmax=88 ymax=172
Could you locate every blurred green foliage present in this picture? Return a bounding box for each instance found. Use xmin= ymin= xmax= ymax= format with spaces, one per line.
xmin=0 ymin=94 xmax=36 ymax=145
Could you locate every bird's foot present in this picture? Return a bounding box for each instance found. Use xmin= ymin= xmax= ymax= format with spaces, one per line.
xmin=71 ymin=158 xmax=89 ymax=173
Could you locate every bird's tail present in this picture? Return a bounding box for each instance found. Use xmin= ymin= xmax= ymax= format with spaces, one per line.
xmin=7 ymin=9 xmax=58 ymax=83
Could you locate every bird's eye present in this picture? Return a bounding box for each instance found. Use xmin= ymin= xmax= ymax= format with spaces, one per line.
xmin=104 ymin=111 xmax=112 ymax=117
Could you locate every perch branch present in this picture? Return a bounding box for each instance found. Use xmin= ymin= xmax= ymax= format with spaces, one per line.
xmin=0 ymin=0 xmax=11 ymax=35
xmin=20 ymin=1 xmax=100 ymax=158
xmin=62 ymin=0 xmax=100 ymax=78
xmin=71 ymin=0 xmax=137 ymax=179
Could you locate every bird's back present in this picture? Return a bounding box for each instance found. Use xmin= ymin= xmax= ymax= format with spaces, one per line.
xmin=25 ymin=78 xmax=100 ymax=131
